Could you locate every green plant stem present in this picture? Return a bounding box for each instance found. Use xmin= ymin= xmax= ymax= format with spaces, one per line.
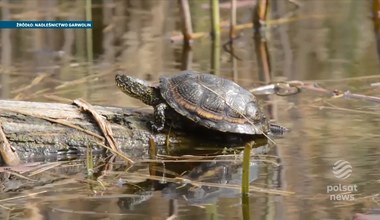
xmin=241 ymin=142 xmax=253 ymax=194
xmin=210 ymin=0 xmax=220 ymax=37
xmin=86 ymin=0 xmax=93 ymax=65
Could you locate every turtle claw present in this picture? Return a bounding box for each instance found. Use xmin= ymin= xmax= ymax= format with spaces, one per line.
xmin=149 ymin=121 xmax=164 ymax=132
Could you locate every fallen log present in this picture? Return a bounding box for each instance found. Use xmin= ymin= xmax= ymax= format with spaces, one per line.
xmin=0 ymin=99 xmax=174 ymax=165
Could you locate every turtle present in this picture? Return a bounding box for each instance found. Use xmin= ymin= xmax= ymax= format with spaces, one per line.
xmin=115 ymin=70 xmax=284 ymax=135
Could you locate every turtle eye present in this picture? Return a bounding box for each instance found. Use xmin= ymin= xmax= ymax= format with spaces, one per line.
xmin=245 ymin=101 xmax=258 ymax=119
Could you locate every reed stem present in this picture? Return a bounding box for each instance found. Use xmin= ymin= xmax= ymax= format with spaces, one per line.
xmin=86 ymin=0 xmax=93 ymax=64
xmin=210 ymin=0 xmax=220 ymax=37
xmin=178 ymin=0 xmax=193 ymax=44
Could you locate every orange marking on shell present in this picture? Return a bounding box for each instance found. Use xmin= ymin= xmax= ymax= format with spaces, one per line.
xmin=171 ymin=85 xmax=249 ymax=124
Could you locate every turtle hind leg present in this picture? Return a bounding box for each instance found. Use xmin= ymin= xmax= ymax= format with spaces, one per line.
xmin=269 ymin=123 xmax=289 ymax=135
xmin=151 ymin=103 xmax=167 ymax=132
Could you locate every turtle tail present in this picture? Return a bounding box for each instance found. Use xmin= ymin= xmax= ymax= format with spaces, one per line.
xmin=269 ymin=123 xmax=289 ymax=135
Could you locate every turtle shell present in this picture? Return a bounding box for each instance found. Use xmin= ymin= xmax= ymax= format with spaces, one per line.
xmin=159 ymin=71 xmax=269 ymax=135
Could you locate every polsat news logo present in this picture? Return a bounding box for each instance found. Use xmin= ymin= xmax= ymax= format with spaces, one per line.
xmin=332 ymin=160 xmax=352 ymax=179
xmin=327 ymin=160 xmax=357 ymax=201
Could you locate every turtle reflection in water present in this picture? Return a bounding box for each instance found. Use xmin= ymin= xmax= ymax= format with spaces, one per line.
xmin=115 ymin=70 xmax=286 ymax=136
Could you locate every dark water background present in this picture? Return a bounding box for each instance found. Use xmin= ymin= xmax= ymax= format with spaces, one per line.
xmin=1 ymin=0 xmax=380 ymax=219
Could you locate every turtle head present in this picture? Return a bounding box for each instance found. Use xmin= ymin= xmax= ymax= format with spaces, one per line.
xmin=115 ymin=73 xmax=161 ymax=106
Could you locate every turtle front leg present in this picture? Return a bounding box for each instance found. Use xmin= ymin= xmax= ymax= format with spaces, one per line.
xmin=151 ymin=103 xmax=167 ymax=132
